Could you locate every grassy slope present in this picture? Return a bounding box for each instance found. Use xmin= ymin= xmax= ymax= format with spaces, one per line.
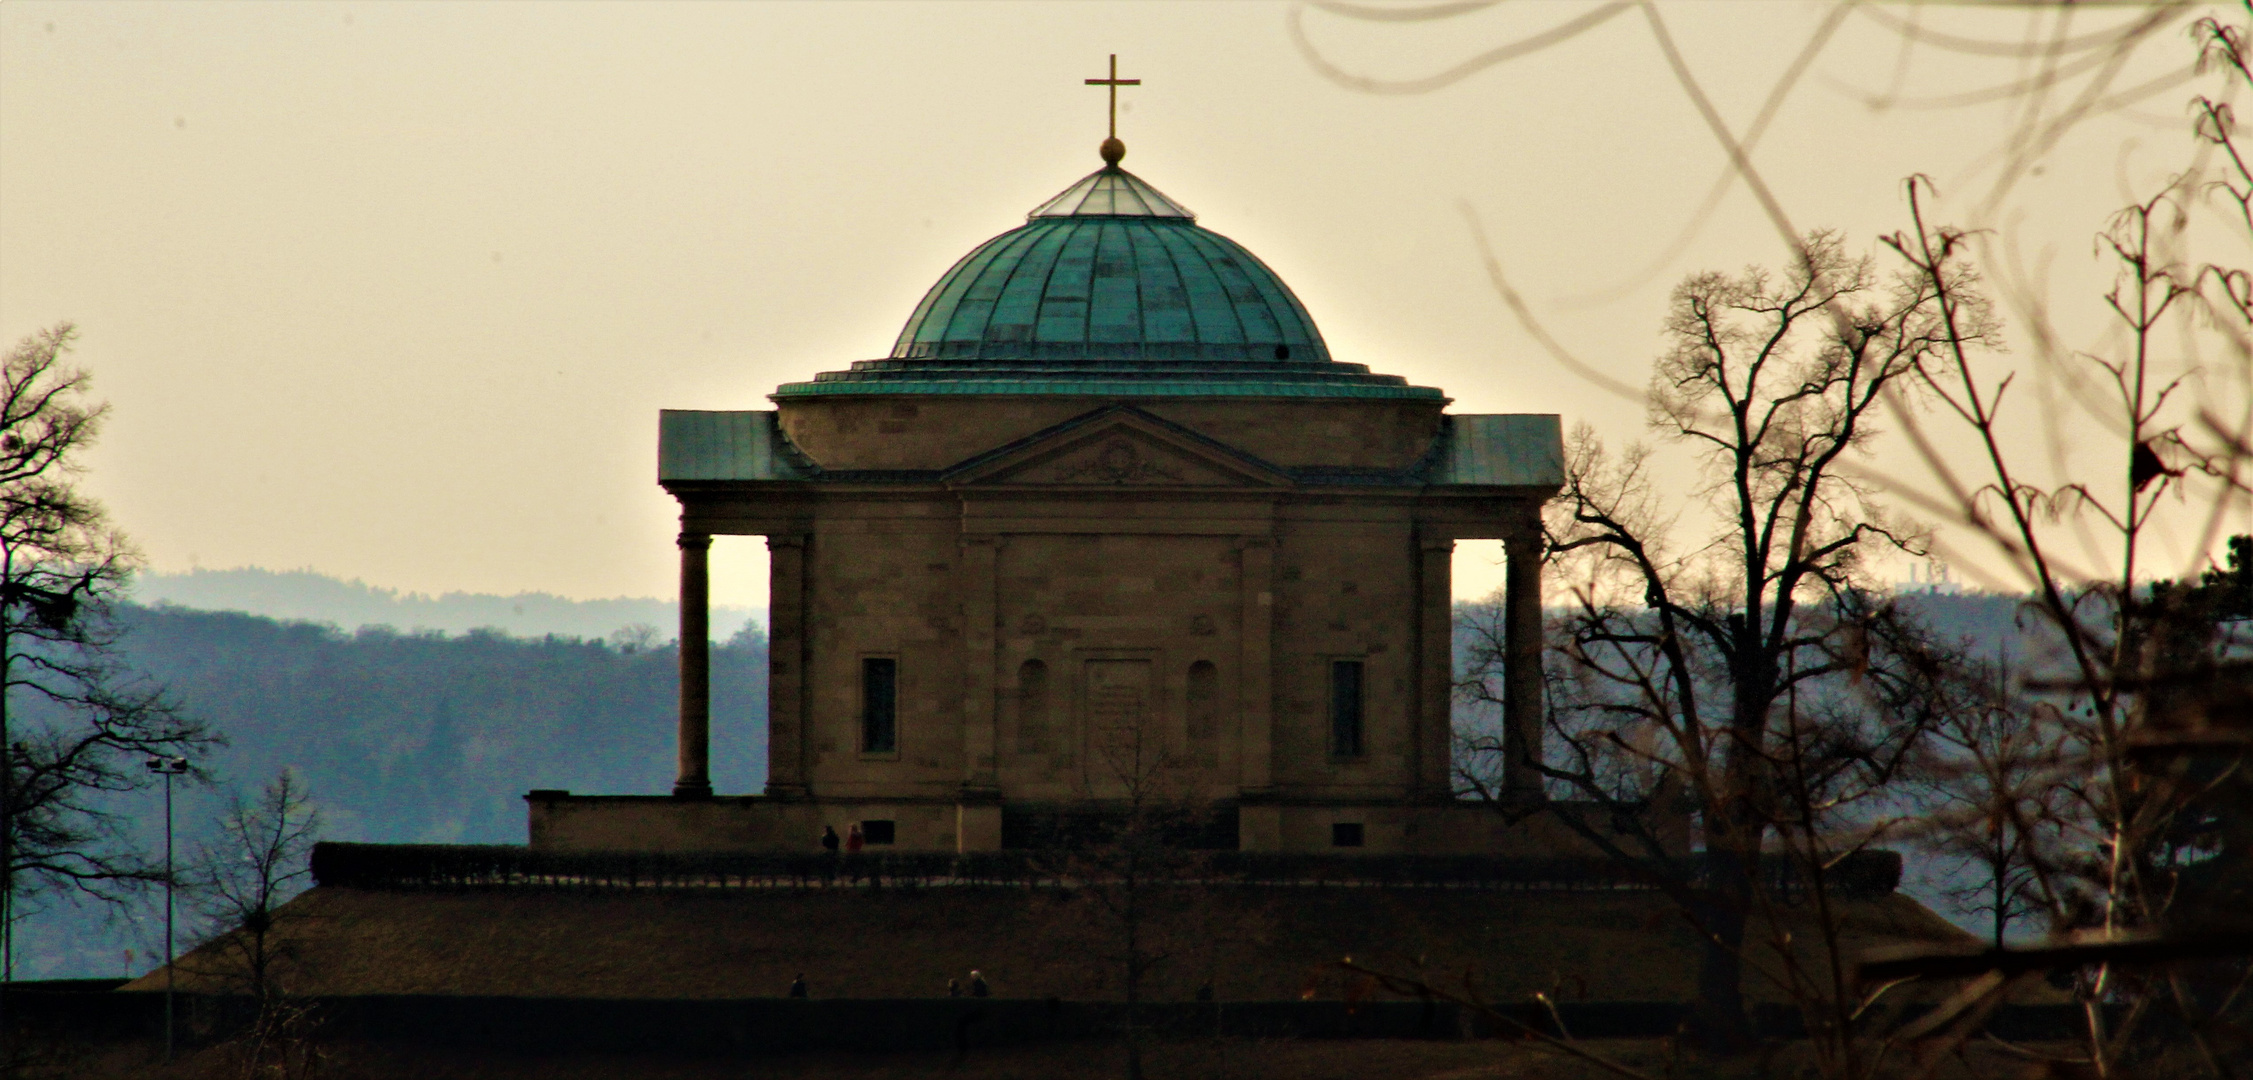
xmin=123 ymin=884 xmax=1995 ymax=1004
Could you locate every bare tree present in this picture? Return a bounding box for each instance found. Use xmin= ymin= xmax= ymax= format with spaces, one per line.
xmin=1886 ymin=220 xmax=2253 ymax=1078
xmin=1462 ymin=231 xmax=1995 ymax=1054
xmin=1865 ymin=10 xmax=2253 ymax=1072
xmin=189 ymin=771 xmax=320 ymax=1000
xmin=1913 ymin=651 xmax=2067 ymax=951
xmin=1295 ymin=3 xmax=2241 ymax=1073
xmin=1033 ymin=684 xmax=1220 ymax=1080
xmin=185 ymin=770 xmax=323 ymax=1079
xmin=0 ymin=324 xmax=208 ymax=981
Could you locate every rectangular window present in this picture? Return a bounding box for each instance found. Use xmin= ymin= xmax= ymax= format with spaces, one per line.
xmin=1330 ymin=659 xmax=1364 ymax=758
xmin=861 ymin=819 xmax=896 ymax=845
xmin=862 ymin=657 xmax=898 ymax=754
xmin=1331 ymin=822 xmax=1365 ymax=848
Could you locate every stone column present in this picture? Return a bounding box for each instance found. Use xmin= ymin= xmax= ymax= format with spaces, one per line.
xmin=1234 ymin=536 xmax=1280 ymax=850
xmin=1502 ymin=517 xmax=1545 ymax=802
xmin=1416 ymin=536 xmax=1455 ymax=800
xmin=674 ymin=532 xmax=713 ymax=797
xmin=764 ymin=535 xmax=809 ymax=798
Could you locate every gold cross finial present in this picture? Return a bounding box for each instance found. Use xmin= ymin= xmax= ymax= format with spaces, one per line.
xmin=1085 ymin=54 xmax=1140 ymax=165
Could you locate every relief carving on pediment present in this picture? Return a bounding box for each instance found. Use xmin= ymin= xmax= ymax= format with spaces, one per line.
xmin=946 ymin=407 xmax=1292 ymax=489
xmin=1051 ymin=439 xmax=1187 ymax=485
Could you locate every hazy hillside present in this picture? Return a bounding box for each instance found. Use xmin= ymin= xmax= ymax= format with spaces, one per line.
xmin=8 ymin=604 xmax=769 ymax=980
xmin=132 ymin=566 xmax=763 ymax=643
xmin=1451 ymin=589 xmax=2039 ymax=940
xmin=109 ymin=605 xmax=773 ymax=839
xmin=13 ymin=589 xmax=2038 ymax=980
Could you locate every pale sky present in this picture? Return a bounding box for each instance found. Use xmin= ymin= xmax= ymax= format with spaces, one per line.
xmin=0 ymin=2 xmax=2229 ymax=612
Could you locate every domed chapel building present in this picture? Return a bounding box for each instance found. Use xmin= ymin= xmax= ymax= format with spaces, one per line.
xmin=527 ymin=102 xmax=1576 ymax=857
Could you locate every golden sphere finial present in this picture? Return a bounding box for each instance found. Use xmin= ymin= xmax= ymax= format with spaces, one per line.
xmin=1099 ymin=137 xmax=1126 ymax=166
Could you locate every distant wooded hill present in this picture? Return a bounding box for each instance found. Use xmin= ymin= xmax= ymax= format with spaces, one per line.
xmin=9 ymin=604 xmax=768 ymax=980
xmin=131 ymin=566 xmax=764 ymax=643
xmin=113 ymin=604 xmax=774 ymax=840
xmin=14 ymin=590 xmax=2034 ymax=980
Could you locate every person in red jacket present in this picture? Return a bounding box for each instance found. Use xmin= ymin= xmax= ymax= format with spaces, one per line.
xmin=845 ymin=822 xmax=865 ymax=854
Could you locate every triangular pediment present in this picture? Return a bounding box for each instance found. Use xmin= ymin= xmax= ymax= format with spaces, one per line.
xmin=944 ymin=406 xmax=1292 ymax=490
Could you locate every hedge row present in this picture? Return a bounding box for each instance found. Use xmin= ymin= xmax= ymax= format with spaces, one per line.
xmin=311 ymin=843 xmax=1901 ymax=898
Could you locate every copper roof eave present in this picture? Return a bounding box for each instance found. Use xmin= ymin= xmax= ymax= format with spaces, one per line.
xmin=658 ymin=411 xmax=1567 ymax=489
xmin=1418 ymin=480 xmax=1565 ymax=494
xmin=663 ymin=476 xmax=1559 ymax=496
xmin=661 ymin=478 xmax=822 ymax=494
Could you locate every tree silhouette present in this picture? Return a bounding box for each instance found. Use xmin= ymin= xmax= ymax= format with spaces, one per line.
xmin=0 ymin=324 xmax=207 ymax=982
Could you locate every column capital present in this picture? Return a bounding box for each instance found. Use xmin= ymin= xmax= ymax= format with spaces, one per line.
xmin=1419 ymin=537 xmax=1456 ymax=554
xmin=676 ymin=531 xmax=713 ymax=551
xmin=765 ymin=534 xmax=808 ymax=552
xmin=1504 ymin=503 xmax=1547 ymax=543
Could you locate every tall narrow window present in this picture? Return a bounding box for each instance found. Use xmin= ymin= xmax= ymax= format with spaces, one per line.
xmin=862 ymin=657 xmax=898 ymax=754
xmin=1330 ymin=659 xmax=1364 ymax=758
xmin=1015 ymin=659 xmax=1049 ymax=754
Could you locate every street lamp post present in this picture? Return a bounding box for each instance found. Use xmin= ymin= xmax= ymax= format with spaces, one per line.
xmin=145 ymin=755 xmax=188 ymax=1063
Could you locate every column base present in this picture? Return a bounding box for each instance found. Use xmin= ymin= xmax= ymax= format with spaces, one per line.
xmin=671 ymin=780 xmax=714 ymax=798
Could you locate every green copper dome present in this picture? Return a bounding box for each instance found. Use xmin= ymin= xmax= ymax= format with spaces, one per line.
xmin=771 ymin=163 xmax=1443 ymax=401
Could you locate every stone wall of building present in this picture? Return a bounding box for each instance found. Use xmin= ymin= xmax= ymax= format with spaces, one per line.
xmin=1268 ymin=513 xmax=1422 ymax=799
xmin=800 ymin=500 xmax=967 ymax=800
xmin=648 ymin=396 xmax=1555 ymax=855
xmin=781 ymin=505 xmax=1443 ymax=812
xmin=774 ymin=397 xmax=1444 ymax=472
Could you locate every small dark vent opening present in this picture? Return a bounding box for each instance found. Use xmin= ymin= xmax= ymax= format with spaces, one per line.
xmin=1332 ymin=822 xmax=1365 ymax=848
xmin=861 ymin=819 xmax=897 ymax=845
xmin=1274 ymin=344 xmax=1291 ymax=360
